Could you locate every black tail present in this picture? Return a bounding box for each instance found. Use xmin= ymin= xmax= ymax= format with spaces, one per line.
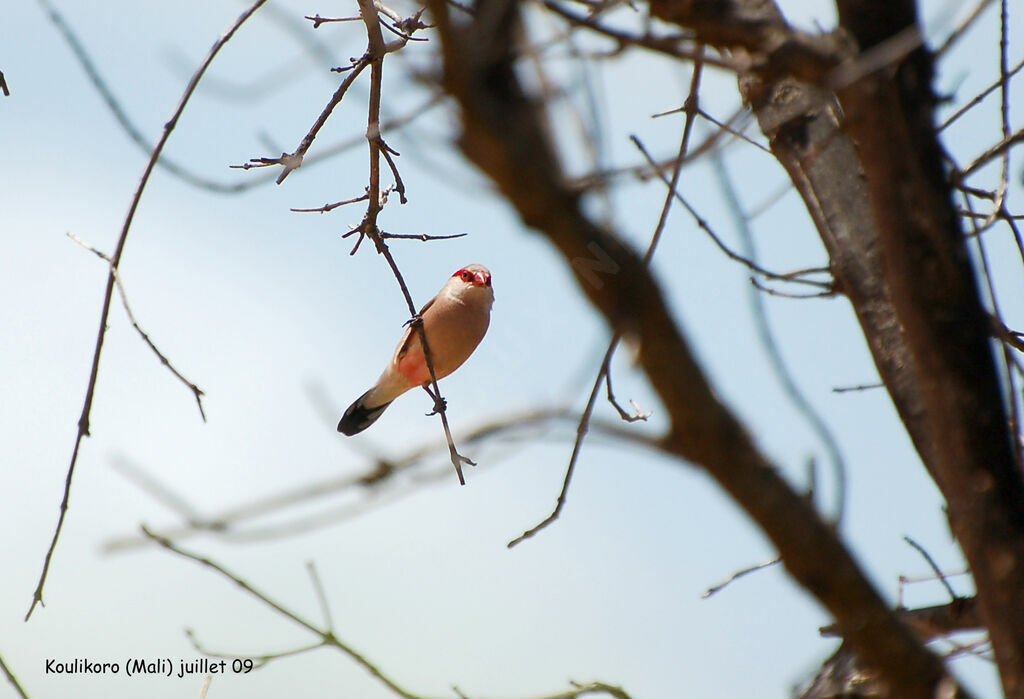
xmin=337 ymin=389 xmax=392 ymax=436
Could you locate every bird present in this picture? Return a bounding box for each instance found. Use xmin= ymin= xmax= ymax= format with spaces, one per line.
xmin=337 ymin=264 xmax=494 ymax=437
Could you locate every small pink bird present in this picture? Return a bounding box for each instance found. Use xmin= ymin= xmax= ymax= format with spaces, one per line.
xmin=337 ymin=264 xmax=494 ymax=436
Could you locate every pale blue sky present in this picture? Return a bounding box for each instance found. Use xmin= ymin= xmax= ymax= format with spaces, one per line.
xmin=1 ymin=1 xmax=1018 ymax=697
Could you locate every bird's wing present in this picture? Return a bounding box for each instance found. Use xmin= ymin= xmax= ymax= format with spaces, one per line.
xmin=395 ymin=296 xmax=436 ymax=361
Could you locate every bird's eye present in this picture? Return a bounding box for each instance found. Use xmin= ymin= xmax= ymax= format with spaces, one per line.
xmin=460 ymin=270 xmax=472 ymax=282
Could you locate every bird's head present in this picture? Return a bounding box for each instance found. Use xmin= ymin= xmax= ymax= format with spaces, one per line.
xmin=449 ymin=264 xmax=494 ymax=307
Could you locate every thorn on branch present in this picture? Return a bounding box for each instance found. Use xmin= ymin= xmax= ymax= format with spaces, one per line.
xmin=750 ymin=276 xmax=836 ymax=299
xmin=304 ymin=14 xmax=361 ymax=28
xmin=380 ymin=231 xmax=468 ymax=242
xmin=378 ymin=138 xmax=407 ymax=203
xmin=831 ymin=382 xmax=883 ymax=393
xmin=702 ymin=557 xmax=782 ymax=598
xmin=394 ymin=8 xmax=432 ymax=36
xmin=230 ymin=152 xmax=305 ymax=186
xmin=379 ymin=16 xmax=430 ymax=42
xmin=603 ymin=371 xmax=651 ymax=422
xmin=291 ymin=191 xmax=370 ymax=213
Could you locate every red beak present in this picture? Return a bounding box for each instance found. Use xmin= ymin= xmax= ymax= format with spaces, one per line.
xmin=473 ymin=272 xmax=490 ymax=287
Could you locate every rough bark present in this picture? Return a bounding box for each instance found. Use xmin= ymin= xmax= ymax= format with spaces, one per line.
xmin=644 ymin=0 xmax=1024 ymax=694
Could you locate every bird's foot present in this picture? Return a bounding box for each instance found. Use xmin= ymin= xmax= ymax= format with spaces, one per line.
xmin=422 ymin=384 xmax=446 ymax=415
xmin=426 ymin=395 xmax=447 ymax=416
xmin=404 ymin=314 xmax=423 ymax=328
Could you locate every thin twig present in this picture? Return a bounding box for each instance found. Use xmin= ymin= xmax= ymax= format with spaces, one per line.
xmin=509 ymin=55 xmax=705 ymax=548
xmin=965 ymin=189 xmax=1023 ymax=469
xmin=378 ymin=137 xmax=408 ymax=203
xmin=26 ymin=0 xmax=268 ymax=622
xmin=142 ymin=527 xmax=432 ymax=699
xmin=507 ymin=342 xmax=619 ymax=547
xmin=186 ymin=629 xmax=321 ymax=670
xmin=198 ymin=674 xmax=213 ymax=699
xmin=934 ymin=0 xmax=997 ymax=57
xmin=904 ymin=536 xmax=959 ymax=603
xmin=380 ymin=231 xmax=467 ymax=241
xmin=749 ymin=276 xmax=835 ymax=299
xmin=603 ymin=371 xmax=651 ymax=422
xmin=0 ymin=653 xmax=29 ymax=699
xmin=291 ymin=192 xmax=370 ymax=212
xmin=306 ymin=561 xmax=335 ymax=633
xmin=632 ymin=137 xmax=832 ymax=291
xmin=939 ymin=56 xmax=1024 ymax=132
xmin=253 ymin=3 xmax=424 ymax=185
xmin=831 ymin=382 xmax=884 ymax=393
xmin=148 ymin=527 xmax=631 ymax=699
xmin=702 ymin=557 xmax=781 ymax=598
xmin=957 ymin=126 xmax=1024 ymax=179
xmin=0 ymin=71 xmax=9 ymax=97
xmin=711 ymin=150 xmax=847 ymax=525
xmin=235 ymin=53 xmax=372 ymax=184
xmin=539 ymin=0 xmax=730 ymax=70
xmin=37 ymin=0 xmax=252 ymax=193
xmin=66 ymin=232 xmax=206 ymax=420
xmin=305 ymin=14 xmax=362 ymax=27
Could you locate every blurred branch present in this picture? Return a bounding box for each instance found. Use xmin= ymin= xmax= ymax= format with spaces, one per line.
xmin=820 ymin=598 xmax=983 ymax=642
xmin=26 ymin=0 xmax=268 ymax=622
xmin=539 ymin=0 xmax=729 ymax=69
xmin=105 ymin=407 xmax=658 ymax=551
xmin=710 ymin=151 xmax=846 ymax=524
xmin=934 ymin=0 xmax=996 ymax=56
xmin=632 ymin=134 xmax=833 ymax=290
xmin=144 ymin=527 xmax=632 ymax=699
xmin=956 ymin=126 xmax=1024 ymax=180
xmin=0 ymin=70 xmax=9 ymax=96
xmin=37 ymin=0 xmax=254 ymax=192
xmin=142 ymin=526 xmax=434 ymax=699
xmin=0 ymin=653 xmax=29 ymax=699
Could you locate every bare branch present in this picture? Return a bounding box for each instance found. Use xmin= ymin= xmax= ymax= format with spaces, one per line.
xmin=702 ymin=557 xmax=781 ymax=599
xmin=146 ymin=527 xmax=632 ymax=699
xmin=142 ymin=527 xmax=433 ymax=699
xmin=0 ymin=653 xmax=29 ymax=699
xmin=26 ymin=0 xmax=268 ymax=622
xmin=710 ymin=151 xmax=846 ymax=524
xmin=37 ymin=0 xmax=253 ymax=193
xmin=509 ymin=58 xmax=703 ymax=548
xmin=66 ymin=232 xmax=206 ymax=421
xmin=304 ymin=14 xmax=362 ymax=28
xmin=104 ymin=407 xmax=659 ymax=551
xmin=903 ymin=536 xmax=959 ymax=603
